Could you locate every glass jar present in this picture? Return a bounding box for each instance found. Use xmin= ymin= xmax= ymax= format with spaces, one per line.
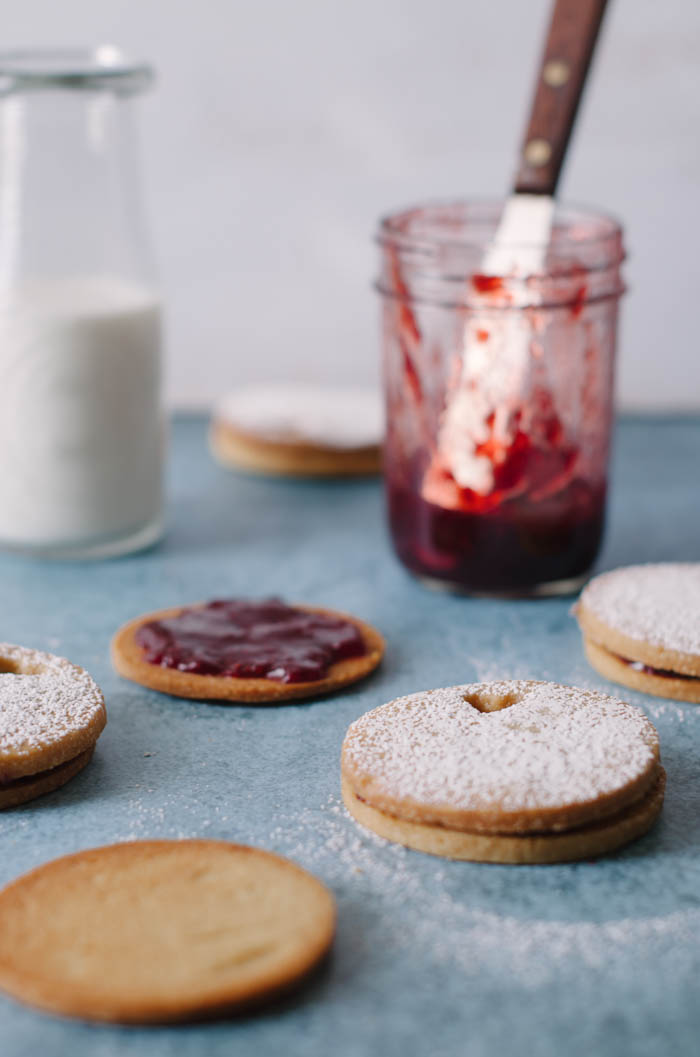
xmin=376 ymin=200 xmax=625 ymax=596
xmin=0 ymin=48 xmax=163 ymax=558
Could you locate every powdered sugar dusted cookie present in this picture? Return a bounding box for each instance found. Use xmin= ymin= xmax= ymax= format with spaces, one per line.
xmin=0 ymin=748 xmax=94 ymax=811
xmin=0 ymin=840 xmax=335 ymax=1023
xmin=341 ymin=680 xmax=664 ymax=863
xmin=0 ymin=643 xmax=106 ymax=789
xmin=210 ymin=384 xmax=383 ymax=477
xmin=576 ymin=563 xmax=700 ymax=702
xmin=341 ymin=770 xmax=666 ymax=865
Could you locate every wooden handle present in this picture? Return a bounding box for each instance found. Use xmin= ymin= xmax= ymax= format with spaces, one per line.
xmin=513 ymin=0 xmax=609 ymax=196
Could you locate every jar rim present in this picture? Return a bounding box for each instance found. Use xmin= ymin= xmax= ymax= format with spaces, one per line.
xmin=376 ymin=197 xmax=624 ymax=259
xmin=0 ymin=47 xmax=153 ymax=96
xmin=376 ymin=198 xmax=625 ymax=309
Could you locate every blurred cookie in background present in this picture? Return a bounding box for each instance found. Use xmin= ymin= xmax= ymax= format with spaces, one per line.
xmin=210 ymin=384 xmax=383 ymax=477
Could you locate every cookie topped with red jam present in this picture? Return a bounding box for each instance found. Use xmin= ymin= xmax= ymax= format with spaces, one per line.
xmin=112 ymin=598 xmax=384 ymax=703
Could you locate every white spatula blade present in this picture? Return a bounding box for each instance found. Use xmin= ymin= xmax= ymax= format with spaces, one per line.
xmin=482 ymin=193 xmax=555 ymax=279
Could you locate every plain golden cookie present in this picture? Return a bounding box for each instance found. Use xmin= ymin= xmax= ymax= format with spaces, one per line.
xmin=341 ymin=769 xmax=666 ymax=864
xmin=111 ymin=603 xmax=384 ymax=703
xmin=0 ymin=643 xmax=106 ymax=782
xmin=0 ymin=748 xmax=94 ymax=810
xmin=576 ymin=563 xmax=700 ymax=701
xmin=342 ymin=681 xmax=661 ymax=837
xmin=0 ymin=840 xmax=336 ymax=1024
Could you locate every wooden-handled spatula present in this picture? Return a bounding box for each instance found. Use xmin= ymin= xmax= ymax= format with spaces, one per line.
xmin=431 ymin=0 xmax=610 ymax=498
xmin=482 ymin=0 xmax=609 ymax=277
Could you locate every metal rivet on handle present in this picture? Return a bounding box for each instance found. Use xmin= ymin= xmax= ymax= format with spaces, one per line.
xmin=523 ymin=139 xmax=552 ymax=167
xmin=543 ymin=60 xmax=570 ymax=87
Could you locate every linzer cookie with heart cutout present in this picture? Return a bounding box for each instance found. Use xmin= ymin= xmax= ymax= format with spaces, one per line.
xmin=576 ymin=563 xmax=700 ymax=702
xmin=0 ymin=643 xmax=106 ymax=808
xmin=341 ymin=680 xmax=664 ymax=863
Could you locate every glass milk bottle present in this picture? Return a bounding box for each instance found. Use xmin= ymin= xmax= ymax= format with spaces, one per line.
xmin=0 ymin=48 xmax=163 ymax=558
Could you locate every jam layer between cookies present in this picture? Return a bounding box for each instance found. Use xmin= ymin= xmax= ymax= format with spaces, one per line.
xmin=615 ymin=652 xmax=700 ymax=682
xmin=135 ymin=599 xmax=368 ymax=683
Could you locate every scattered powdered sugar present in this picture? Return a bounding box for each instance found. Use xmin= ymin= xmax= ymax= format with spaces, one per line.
xmin=266 ymin=793 xmax=696 ymax=986
xmin=342 ymin=681 xmax=658 ymax=813
xmin=430 ymin=902 xmax=698 ymax=986
xmin=581 ymin=563 xmax=700 ymax=656
xmin=0 ymin=643 xmax=105 ymax=762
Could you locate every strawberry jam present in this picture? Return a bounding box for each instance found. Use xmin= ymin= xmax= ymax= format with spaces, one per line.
xmin=135 ymin=599 xmax=367 ymax=683
xmin=376 ymin=200 xmax=625 ymax=596
xmin=621 ymin=656 xmax=697 ymax=681
xmin=386 ymin=450 xmax=607 ymax=594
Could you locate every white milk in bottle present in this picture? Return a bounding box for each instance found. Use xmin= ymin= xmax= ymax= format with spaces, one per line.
xmin=0 ymin=277 xmax=163 ymax=554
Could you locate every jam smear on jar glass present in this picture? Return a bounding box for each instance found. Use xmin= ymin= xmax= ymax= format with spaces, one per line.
xmin=376 ymin=200 xmax=625 ymax=596
xmin=135 ymin=599 xmax=367 ymax=683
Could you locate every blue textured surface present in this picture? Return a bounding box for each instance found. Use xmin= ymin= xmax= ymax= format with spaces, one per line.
xmin=1 ymin=415 xmax=699 ymax=1057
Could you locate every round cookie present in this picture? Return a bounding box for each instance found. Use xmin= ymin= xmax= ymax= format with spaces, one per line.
xmin=111 ymin=603 xmax=384 ymax=703
xmin=342 ymin=769 xmax=666 ymax=864
xmin=341 ymin=681 xmax=664 ymax=861
xmin=0 ymin=748 xmax=94 ymax=811
xmin=0 ymin=643 xmax=106 ymax=783
xmin=576 ymin=563 xmax=700 ymax=701
xmin=210 ymin=384 xmax=383 ymax=478
xmin=583 ymin=638 xmax=700 ymax=705
xmin=0 ymin=840 xmax=336 ymax=1024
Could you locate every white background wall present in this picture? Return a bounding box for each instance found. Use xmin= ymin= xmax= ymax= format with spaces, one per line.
xmin=2 ymin=0 xmax=699 ymax=410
